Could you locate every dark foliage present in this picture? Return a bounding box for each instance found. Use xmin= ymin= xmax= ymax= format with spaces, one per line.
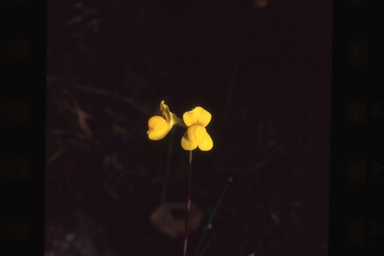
xmin=46 ymin=0 xmax=332 ymax=255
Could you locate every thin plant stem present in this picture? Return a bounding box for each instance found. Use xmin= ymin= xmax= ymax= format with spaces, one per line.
xmin=183 ymin=150 xmax=193 ymax=256
xmin=154 ymin=129 xmax=174 ymax=256
xmin=193 ymin=177 xmax=233 ymax=256
xmin=161 ymin=129 xmax=175 ymax=211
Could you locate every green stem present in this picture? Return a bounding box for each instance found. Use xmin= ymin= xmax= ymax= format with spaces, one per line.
xmin=193 ymin=177 xmax=232 ymax=256
xmin=154 ymin=129 xmax=174 ymax=255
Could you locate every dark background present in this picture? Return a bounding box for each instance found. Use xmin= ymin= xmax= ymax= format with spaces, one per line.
xmin=44 ymin=0 xmax=332 ymax=255
xmin=3 ymin=1 xmax=384 ymax=256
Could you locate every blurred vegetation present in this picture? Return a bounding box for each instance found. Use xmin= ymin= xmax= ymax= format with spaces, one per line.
xmin=46 ymin=0 xmax=331 ymax=255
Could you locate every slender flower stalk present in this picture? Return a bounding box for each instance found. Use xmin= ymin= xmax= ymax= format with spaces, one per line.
xmin=147 ymin=101 xmax=213 ymax=256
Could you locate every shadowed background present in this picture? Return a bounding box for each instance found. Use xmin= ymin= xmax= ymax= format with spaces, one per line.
xmin=46 ymin=0 xmax=332 ymax=255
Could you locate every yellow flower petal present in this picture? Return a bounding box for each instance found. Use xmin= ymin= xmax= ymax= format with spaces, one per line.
xmin=160 ymin=101 xmax=171 ymax=124
xmin=197 ymin=131 xmax=213 ymax=151
xmin=170 ymin=112 xmax=186 ymax=127
xmin=147 ymin=116 xmax=172 ymax=140
xmin=181 ymin=130 xmax=197 ymax=150
xmin=160 ymin=100 xmax=186 ymax=127
xmin=183 ymin=107 xmax=211 ymax=127
xmin=187 ymin=125 xmax=207 ymax=144
xmin=184 ymin=125 xmax=213 ymax=151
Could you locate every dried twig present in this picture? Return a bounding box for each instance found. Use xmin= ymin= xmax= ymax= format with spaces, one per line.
xmin=46 ymin=147 xmax=66 ymax=166
xmin=72 ymin=98 xmax=93 ymax=139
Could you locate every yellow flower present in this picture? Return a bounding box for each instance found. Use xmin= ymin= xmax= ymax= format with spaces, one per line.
xmin=147 ymin=101 xmax=184 ymax=140
xmin=181 ymin=107 xmax=213 ymax=151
